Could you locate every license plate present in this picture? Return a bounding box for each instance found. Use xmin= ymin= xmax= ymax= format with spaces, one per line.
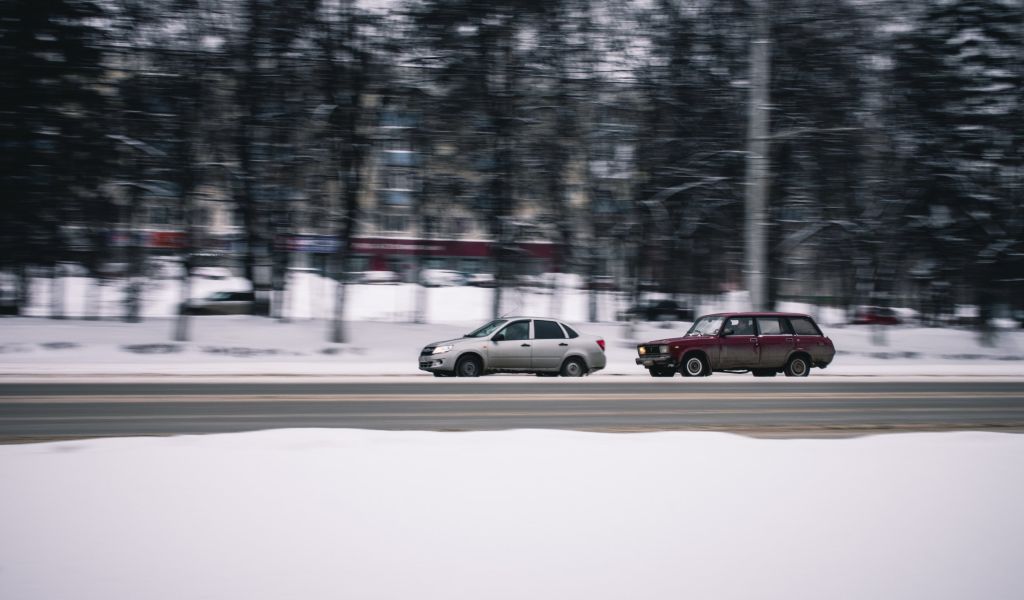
xmin=644 ymin=360 xmax=654 ymax=367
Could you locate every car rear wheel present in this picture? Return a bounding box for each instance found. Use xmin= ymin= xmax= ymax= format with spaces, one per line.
xmin=455 ymin=355 xmax=482 ymax=377
xmin=649 ymin=367 xmax=674 ymax=377
xmin=560 ymin=357 xmax=586 ymax=377
xmin=681 ymin=355 xmax=709 ymax=377
xmin=784 ymin=356 xmax=810 ymax=377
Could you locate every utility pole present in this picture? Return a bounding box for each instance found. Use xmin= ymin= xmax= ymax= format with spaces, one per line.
xmin=745 ymin=0 xmax=771 ymax=311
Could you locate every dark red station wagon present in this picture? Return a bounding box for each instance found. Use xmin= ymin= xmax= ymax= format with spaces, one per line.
xmin=635 ymin=312 xmax=836 ymax=378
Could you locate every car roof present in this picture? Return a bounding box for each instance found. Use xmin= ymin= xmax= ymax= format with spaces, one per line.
xmin=702 ymin=311 xmax=814 ymax=319
xmin=496 ymin=316 xmax=570 ymax=322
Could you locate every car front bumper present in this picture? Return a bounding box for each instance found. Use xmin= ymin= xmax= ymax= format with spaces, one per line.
xmin=635 ymin=354 xmax=675 ymax=369
xmin=419 ymin=353 xmax=456 ymax=373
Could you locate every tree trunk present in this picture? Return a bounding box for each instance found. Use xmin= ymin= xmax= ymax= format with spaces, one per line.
xmin=173 ymin=271 xmax=191 ymax=342
xmin=50 ymin=265 xmax=64 ymax=319
xmin=330 ymin=275 xmax=348 ymax=343
xmin=744 ymin=0 xmax=771 ymax=311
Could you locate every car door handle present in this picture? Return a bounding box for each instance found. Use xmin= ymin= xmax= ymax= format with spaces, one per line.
xmin=558 ymin=343 xmax=568 ymax=347
xmin=521 ymin=343 xmax=531 ymax=347
xmin=749 ymin=338 xmax=757 ymax=343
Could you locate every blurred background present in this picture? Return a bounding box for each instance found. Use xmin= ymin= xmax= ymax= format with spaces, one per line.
xmin=1 ymin=0 xmax=1021 ymax=342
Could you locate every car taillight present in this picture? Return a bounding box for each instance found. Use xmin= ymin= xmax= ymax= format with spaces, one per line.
xmin=597 ymin=339 xmax=606 ymax=351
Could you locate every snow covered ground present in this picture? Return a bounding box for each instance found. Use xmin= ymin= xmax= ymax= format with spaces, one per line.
xmin=2 ymin=274 xmax=1023 ymax=377
xmin=1 ymin=429 xmax=1022 ymax=600
xmin=3 ymin=277 xmax=1022 ymax=599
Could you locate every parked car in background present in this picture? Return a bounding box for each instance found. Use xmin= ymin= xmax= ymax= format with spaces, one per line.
xmin=537 ymin=272 xmax=584 ymax=289
xmin=466 ymin=273 xmax=496 ymax=287
xmin=149 ymin=257 xmax=185 ymax=279
xmin=97 ymin=262 xmax=131 ymax=278
xmin=355 ymin=270 xmax=401 ymax=284
xmin=420 ymin=269 xmax=466 ymax=287
xmin=851 ymin=306 xmax=901 ymax=325
xmin=621 ymin=299 xmax=694 ymax=322
xmin=192 ymin=266 xmax=233 ymax=280
xmin=586 ymin=275 xmax=619 ymax=291
xmin=419 ymin=317 xmax=606 ymax=377
xmin=635 ymin=312 xmax=835 ymax=378
xmin=180 ymin=291 xmax=269 ymax=316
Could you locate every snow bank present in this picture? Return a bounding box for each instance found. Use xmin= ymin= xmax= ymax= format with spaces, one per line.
xmin=3 ymin=274 xmax=1023 ymax=376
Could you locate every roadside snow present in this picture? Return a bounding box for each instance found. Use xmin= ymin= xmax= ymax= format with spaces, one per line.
xmin=0 ymin=429 xmax=1021 ymax=600
xmin=1 ymin=315 xmax=1022 ymax=377
xmin=2 ymin=275 xmax=1023 ymax=376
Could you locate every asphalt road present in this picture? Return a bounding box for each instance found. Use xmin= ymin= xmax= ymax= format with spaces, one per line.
xmin=2 ymin=379 xmax=1023 ymax=442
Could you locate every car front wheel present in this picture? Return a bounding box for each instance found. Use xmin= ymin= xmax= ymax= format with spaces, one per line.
xmin=784 ymin=356 xmax=810 ymax=377
xmin=681 ymin=355 xmax=709 ymax=377
xmin=455 ymin=355 xmax=482 ymax=377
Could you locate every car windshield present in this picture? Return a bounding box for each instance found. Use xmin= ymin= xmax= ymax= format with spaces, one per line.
xmin=686 ymin=316 xmax=723 ymax=337
xmin=465 ymin=319 xmax=507 ymax=338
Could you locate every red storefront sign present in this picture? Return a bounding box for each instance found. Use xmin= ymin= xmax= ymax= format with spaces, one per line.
xmin=149 ymin=231 xmax=187 ymax=249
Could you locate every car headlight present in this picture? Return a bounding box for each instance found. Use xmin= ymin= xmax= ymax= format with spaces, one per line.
xmin=638 ymin=347 xmax=646 ymax=355
xmin=659 ymin=345 xmax=669 ymax=354
xmin=432 ymin=345 xmax=454 ymax=355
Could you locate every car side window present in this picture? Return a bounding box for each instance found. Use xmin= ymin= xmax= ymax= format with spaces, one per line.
xmin=756 ymin=317 xmax=791 ymax=335
xmin=534 ymin=320 xmax=566 ymax=339
xmin=494 ymin=320 xmax=530 ymax=342
xmin=561 ymin=324 xmax=579 ymax=339
xmin=789 ymin=317 xmax=822 ymax=336
xmin=723 ymin=317 xmax=755 ymax=336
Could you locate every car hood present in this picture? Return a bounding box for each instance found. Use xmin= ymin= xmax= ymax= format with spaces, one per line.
xmin=643 ymin=337 xmax=677 ymax=345
xmin=425 ymin=337 xmax=473 ymax=348
xmin=641 ymin=335 xmax=714 ymax=346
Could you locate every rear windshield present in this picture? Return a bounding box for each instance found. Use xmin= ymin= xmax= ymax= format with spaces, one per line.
xmin=789 ymin=317 xmax=822 ymax=336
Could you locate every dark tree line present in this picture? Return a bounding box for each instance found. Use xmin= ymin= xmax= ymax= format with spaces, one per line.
xmin=1 ymin=0 xmax=1021 ymax=333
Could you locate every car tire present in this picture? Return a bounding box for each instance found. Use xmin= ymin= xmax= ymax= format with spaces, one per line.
xmin=681 ymin=355 xmax=709 ymax=377
xmin=560 ymin=357 xmax=586 ymax=377
xmin=455 ymin=355 xmax=482 ymax=378
xmin=649 ymin=367 xmax=674 ymax=377
xmin=752 ymin=369 xmax=776 ymax=377
xmin=784 ymin=355 xmax=810 ymax=377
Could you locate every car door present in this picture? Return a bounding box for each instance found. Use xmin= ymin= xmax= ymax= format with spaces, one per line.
xmin=530 ymin=319 xmax=570 ymax=370
xmin=755 ymin=316 xmax=795 ymax=369
xmin=489 ymin=320 xmax=532 ymax=369
xmin=718 ymin=316 xmax=760 ymax=368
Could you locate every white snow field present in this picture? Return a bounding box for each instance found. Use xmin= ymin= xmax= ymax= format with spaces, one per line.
xmin=1 ymin=429 xmax=1022 ymax=600
xmin=2 ymin=273 xmax=1023 ymax=376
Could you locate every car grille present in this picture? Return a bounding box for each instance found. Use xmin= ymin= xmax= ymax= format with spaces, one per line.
xmin=420 ymin=347 xmax=435 ymax=356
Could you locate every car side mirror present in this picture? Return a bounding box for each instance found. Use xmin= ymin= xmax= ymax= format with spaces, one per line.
xmin=722 ymin=328 xmax=734 ymax=336
xmin=492 ymin=332 xmax=504 ymax=342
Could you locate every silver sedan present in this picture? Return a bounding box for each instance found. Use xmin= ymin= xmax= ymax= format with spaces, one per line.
xmin=419 ymin=317 xmax=607 ymax=377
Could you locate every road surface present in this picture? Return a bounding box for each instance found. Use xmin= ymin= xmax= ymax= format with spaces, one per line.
xmin=2 ymin=379 xmax=1023 ymax=442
